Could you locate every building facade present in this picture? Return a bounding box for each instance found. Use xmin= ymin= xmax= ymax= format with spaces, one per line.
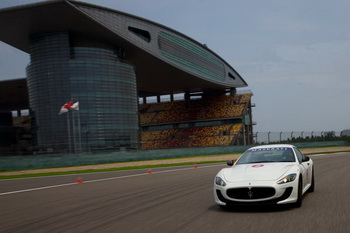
xmin=0 ymin=0 xmax=249 ymax=153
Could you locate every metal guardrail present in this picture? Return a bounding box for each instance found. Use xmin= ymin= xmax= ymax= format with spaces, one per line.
xmin=254 ymin=131 xmax=343 ymax=144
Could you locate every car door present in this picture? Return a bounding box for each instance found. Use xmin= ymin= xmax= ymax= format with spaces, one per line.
xmin=294 ymin=148 xmax=312 ymax=190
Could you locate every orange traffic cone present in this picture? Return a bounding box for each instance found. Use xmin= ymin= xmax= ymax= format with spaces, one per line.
xmin=193 ymin=164 xmax=198 ymax=168
xmin=147 ymin=169 xmax=152 ymax=174
xmin=76 ymin=176 xmax=83 ymax=184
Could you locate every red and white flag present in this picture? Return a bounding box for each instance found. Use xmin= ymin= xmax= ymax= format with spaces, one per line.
xmin=59 ymin=105 xmax=68 ymax=115
xmin=70 ymin=101 xmax=79 ymax=111
xmin=58 ymin=101 xmax=73 ymax=115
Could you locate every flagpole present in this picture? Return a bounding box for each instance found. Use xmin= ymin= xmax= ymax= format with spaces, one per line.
xmin=60 ymin=100 xmax=80 ymax=154
xmin=77 ymin=107 xmax=82 ymax=153
xmin=67 ymin=112 xmax=72 ymax=153
xmin=72 ymin=107 xmax=77 ymax=154
xmin=59 ymin=101 xmax=73 ymax=154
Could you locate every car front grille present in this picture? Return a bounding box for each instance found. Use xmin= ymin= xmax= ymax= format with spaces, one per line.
xmin=226 ymin=187 xmax=276 ymax=200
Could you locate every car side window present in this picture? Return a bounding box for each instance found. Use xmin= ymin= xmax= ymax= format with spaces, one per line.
xmin=294 ymin=148 xmax=304 ymax=163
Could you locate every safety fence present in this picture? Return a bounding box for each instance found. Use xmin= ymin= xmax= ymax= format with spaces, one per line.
xmin=254 ymin=131 xmax=344 ymax=144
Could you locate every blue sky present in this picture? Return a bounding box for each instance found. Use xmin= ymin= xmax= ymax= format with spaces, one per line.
xmin=0 ymin=0 xmax=349 ymax=132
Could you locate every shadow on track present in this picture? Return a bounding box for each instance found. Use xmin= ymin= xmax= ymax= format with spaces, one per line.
xmin=209 ymin=190 xmax=314 ymax=213
xmin=208 ymin=204 xmax=295 ymax=213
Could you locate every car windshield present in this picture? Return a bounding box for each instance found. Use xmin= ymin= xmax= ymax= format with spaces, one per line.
xmin=235 ymin=147 xmax=296 ymax=164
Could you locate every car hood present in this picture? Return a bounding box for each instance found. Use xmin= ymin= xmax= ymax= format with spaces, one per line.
xmin=222 ymin=163 xmax=295 ymax=182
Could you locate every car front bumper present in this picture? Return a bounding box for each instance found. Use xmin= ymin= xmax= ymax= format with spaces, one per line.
xmin=214 ymin=180 xmax=299 ymax=206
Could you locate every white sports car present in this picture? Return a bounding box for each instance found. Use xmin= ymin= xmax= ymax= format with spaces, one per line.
xmin=214 ymin=144 xmax=314 ymax=208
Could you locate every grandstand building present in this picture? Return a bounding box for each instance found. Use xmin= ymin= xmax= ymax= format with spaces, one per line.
xmin=0 ymin=0 xmax=254 ymax=154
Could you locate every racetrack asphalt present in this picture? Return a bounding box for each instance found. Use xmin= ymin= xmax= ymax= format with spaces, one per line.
xmin=0 ymin=151 xmax=350 ymax=232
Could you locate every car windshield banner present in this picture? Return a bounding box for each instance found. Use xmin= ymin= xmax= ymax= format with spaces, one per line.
xmin=249 ymin=147 xmax=291 ymax=152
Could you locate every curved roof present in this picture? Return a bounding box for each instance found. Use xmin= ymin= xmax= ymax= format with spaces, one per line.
xmin=0 ymin=0 xmax=247 ymax=96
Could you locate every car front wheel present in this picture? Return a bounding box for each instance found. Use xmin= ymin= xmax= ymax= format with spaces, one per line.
xmin=294 ymin=178 xmax=303 ymax=208
xmin=309 ymin=166 xmax=315 ymax=193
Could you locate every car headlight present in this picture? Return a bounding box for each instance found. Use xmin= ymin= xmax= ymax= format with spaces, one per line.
xmin=277 ymin=173 xmax=297 ymax=184
xmin=215 ymin=177 xmax=226 ymax=186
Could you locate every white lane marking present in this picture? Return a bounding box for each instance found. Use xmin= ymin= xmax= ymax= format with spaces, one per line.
xmin=0 ymin=163 xmax=223 ymax=182
xmin=0 ymin=182 xmax=77 ymax=196
xmin=0 ymin=164 xmax=224 ymax=196
xmin=0 ymin=168 xmax=153 ymax=182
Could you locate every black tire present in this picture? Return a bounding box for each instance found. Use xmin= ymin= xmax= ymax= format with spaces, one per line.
xmin=294 ymin=178 xmax=303 ymax=208
xmin=309 ymin=167 xmax=315 ymax=193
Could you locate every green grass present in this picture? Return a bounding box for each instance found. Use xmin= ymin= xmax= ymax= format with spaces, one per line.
xmin=305 ymin=150 xmax=350 ymax=155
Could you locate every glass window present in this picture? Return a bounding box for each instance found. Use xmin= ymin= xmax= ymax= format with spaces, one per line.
xmin=236 ymin=147 xmax=296 ymax=164
xmin=27 ymin=32 xmax=139 ymax=152
xmin=158 ymin=31 xmax=225 ymax=81
xmin=128 ymin=26 xmax=151 ymax=42
xmin=294 ymin=148 xmax=305 ymax=163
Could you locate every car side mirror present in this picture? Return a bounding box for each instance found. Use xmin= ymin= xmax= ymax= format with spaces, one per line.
xmin=227 ymin=160 xmax=234 ymax=166
xmin=303 ymin=156 xmax=310 ymax=162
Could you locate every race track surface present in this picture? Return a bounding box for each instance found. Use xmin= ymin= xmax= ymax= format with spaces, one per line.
xmin=1 ymin=152 xmax=350 ymax=233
